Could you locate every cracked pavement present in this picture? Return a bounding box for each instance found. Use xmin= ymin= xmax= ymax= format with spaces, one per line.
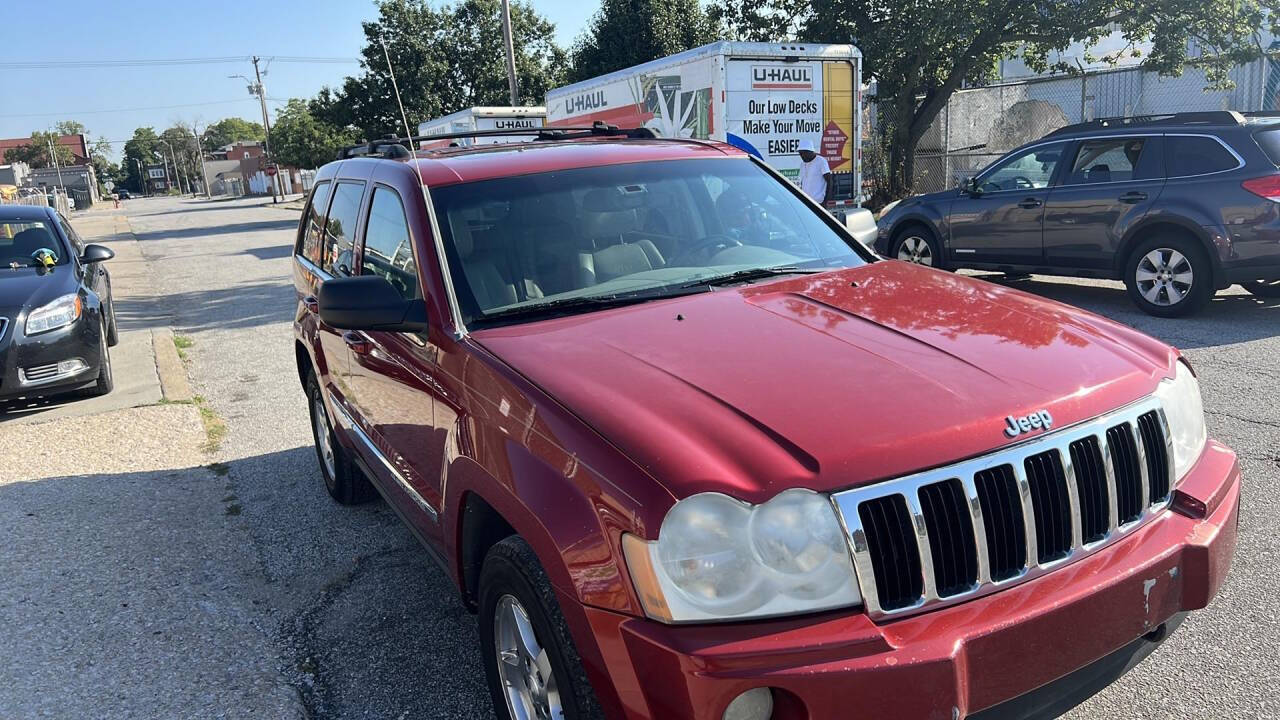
xmin=2 ymin=195 xmax=1276 ymax=718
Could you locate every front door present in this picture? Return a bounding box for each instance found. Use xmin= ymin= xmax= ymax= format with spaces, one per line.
xmin=1043 ymin=136 xmax=1165 ymax=269
xmin=344 ymin=185 xmax=446 ymax=542
xmin=948 ymin=141 xmax=1069 ymax=265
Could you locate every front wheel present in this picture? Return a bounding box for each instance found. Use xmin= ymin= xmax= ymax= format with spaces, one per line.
xmin=1241 ymin=279 xmax=1280 ymax=298
xmin=479 ymin=536 xmax=604 ymax=720
xmin=86 ymin=319 xmax=114 ymax=396
xmin=305 ymin=371 xmax=375 ymax=505
xmin=891 ymin=225 xmax=944 ymax=269
xmin=1124 ymin=236 xmax=1214 ymax=317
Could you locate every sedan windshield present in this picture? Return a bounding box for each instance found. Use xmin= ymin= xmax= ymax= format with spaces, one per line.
xmin=431 ymin=157 xmax=870 ymax=326
xmin=0 ymin=221 xmax=68 ymax=269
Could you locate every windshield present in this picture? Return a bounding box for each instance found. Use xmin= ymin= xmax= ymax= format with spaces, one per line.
xmin=431 ymin=158 xmax=869 ymax=326
xmin=0 ymin=220 xmax=69 ymax=269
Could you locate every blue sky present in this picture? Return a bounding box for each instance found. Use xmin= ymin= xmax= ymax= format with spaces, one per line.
xmin=0 ymin=0 xmax=595 ymax=162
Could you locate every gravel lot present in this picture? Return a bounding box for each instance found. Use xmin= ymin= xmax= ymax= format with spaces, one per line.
xmin=2 ymin=194 xmax=1275 ymax=719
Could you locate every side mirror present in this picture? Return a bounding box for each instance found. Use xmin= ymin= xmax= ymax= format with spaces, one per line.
xmin=317 ymin=275 xmax=428 ymax=333
xmin=962 ymin=176 xmax=984 ymax=197
xmin=81 ymin=244 xmax=115 ymax=263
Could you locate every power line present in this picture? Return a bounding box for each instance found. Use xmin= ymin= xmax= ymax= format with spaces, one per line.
xmin=0 ymin=98 xmax=263 ymax=119
xmin=0 ymin=55 xmax=359 ymax=70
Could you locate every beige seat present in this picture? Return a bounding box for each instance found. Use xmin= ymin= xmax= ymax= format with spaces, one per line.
xmin=576 ymin=189 xmax=665 ymax=285
xmin=451 ymin=208 xmax=542 ymax=311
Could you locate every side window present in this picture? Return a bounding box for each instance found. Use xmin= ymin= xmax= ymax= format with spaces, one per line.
xmin=1166 ymin=136 xmax=1238 ymax=177
xmin=1067 ymin=138 xmax=1149 ymax=184
xmin=323 ymin=182 xmax=366 ymax=276
xmin=57 ymin=214 xmax=85 ymax=255
xmin=299 ymin=181 xmax=331 ymax=267
xmin=360 ymin=187 xmax=420 ymax=300
xmin=977 ymin=142 xmax=1066 ymax=191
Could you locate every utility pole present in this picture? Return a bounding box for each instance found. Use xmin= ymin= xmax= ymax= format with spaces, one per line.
xmin=251 ymin=56 xmax=279 ymax=203
xmin=46 ymin=135 xmax=66 ymax=193
xmin=501 ymin=0 xmax=519 ymax=105
xmin=193 ymin=124 xmax=211 ymax=198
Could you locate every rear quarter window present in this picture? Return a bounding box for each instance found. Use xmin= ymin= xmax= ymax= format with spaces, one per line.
xmin=1165 ymin=136 xmax=1239 ymax=177
xmin=298 ymin=181 xmax=331 ymax=267
xmin=1252 ymin=127 xmax=1280 ymax=167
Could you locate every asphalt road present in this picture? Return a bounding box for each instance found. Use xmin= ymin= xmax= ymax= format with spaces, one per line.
xmin=7 ymin=194 xmax=1278 ymax=718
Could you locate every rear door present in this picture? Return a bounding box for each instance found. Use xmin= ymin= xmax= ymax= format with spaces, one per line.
xmin=948 ymin=141 xmax=1068 ymax=264
xmin=316 ymin=181 xmax=365 ymax=410
xmin=1042 ymin=135 xmax=1164 ymax=269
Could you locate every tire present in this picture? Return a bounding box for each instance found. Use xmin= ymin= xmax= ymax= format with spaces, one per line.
xmin=305 ymin=370 xmax=376 ymax=505
xmin=1241 ymin=279 xmax=1280 ymax=298
xmin=890 ymin=224 xmax=945 ymax=269
xmin=1123 ymin=234 xmax=1214 ymax=318
xmin=105 ymin=299 xmax=119 ymax=347
xmin=479 ymin=536 xmax=604 ymax=720
xmin=87 ymin=318 xmax=114 ymax=396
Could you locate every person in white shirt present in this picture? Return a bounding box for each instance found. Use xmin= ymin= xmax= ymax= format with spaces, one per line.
xmin=797 ymin=139 xmax=832 ymax=205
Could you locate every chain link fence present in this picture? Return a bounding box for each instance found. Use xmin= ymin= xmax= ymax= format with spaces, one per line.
xmin=872 ymin=58 xmax=1278 ymax=200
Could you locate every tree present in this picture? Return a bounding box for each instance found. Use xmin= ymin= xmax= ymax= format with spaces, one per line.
xmin=568 ymin=0 xmax=721 ymax=83
xmin=312 ymin=0 xmax=566 ymax=140
xmin=713 ymin=0 xmax=1280 ymax=199
xmin=54 ymin=121 xmax=87 ymax=136
xmin=270 ymin=99 xmax=359 ymax=169
xmin=89 ymin=136 xmax=121 ymax=193
xmin=160 ymin=124 xmax=205 ymax=193
xmin=200 ymin=117 xmax=266 ymax=152
xmin=122 ymin=127 xmax=162 ymax=194
xmin=2 ymin=131 xmax=76 ymax=168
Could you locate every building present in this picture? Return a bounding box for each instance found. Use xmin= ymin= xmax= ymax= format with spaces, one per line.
xmin=0 ymin=134 xmax=90 ymax=165
xmin=0 ymin=162 xmax=31 ymax=187
xmin=145 ymin=163 xmax=173 ymax=193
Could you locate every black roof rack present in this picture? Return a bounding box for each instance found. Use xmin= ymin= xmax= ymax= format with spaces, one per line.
xmin=337 ymin=122 xmax=658 ymax=160
xmin=1045 ymin=111 xmax=1245 ymax=137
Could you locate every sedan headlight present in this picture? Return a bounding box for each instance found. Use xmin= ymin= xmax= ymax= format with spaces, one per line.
xmin=1153 ymin=360 xmax=1207 ymax=482
xmin=25 ymin=293 xmax=82 ymax=335
xmin=622 ymin=489 xmax=861 ymax=623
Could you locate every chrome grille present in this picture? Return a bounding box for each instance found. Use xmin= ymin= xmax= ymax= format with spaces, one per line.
xmin=21 ymin=363 xmax=61 ymax=382
xmin=832 ymin=397 xmax=1175 ymax=619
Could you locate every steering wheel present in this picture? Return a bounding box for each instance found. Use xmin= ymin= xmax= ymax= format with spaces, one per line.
xmin=1011 ymin=176 xmax=1035 ymax=189
xmin=670 ymin=234 xmax=743 ymax=265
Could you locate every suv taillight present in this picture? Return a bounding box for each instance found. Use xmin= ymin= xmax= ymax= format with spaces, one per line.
xmin=1241 ymin=174 xmax=1280 ymax=202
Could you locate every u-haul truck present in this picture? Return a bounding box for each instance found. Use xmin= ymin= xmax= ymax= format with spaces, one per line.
xmin=546 ymin=42 xmax=863 ymax=207
xmin=417 ymin=106 xmax=546 ymax=148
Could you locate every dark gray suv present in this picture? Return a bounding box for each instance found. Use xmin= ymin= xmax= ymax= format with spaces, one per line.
xmin=876 ymin=111 xmax=1280 ymax=316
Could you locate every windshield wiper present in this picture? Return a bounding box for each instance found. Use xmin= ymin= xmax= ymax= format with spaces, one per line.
xmin=477 ymin=288 xmax=702 ymax=324
xmin=680 ymin=265 xmax=825 ymax=289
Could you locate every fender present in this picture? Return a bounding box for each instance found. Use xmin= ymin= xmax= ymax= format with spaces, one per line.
xmin=1114 ymin=210 xmax=1230 ymax=284
xmin=883 ymin=197 xmax=951 ymax=255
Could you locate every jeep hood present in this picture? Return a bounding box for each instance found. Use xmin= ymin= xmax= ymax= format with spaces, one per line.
xmin=475 ymin=262 xmax=1177 ymax=503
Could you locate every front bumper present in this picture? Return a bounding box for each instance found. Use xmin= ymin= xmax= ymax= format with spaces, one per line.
xmin=0 ymin=313 xmax=103 ymax=401
xmin=580 ymin=441 xmax=1240 ymax=720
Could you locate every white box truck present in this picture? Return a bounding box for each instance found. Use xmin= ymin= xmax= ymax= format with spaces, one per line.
xmin=417 ymin=106 xmax=546 ymax=148
xmin=546 ymin=41 xmax=863 ymax=208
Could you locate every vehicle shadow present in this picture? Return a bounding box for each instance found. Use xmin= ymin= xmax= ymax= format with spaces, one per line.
xmin=130 ymin=219 xmax=298 ymax=242
xmin=970 ymin=272 xmax=1280 ymax=349
xmin=113 ymin=280 xmax=294 ymax=333
xmin=0 ymin=445 xmax=495 ymax=719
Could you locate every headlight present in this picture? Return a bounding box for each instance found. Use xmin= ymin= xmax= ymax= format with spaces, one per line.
xmin=1153 ymin=360 xmax=1207 ymax=482
xmin=25 ymin=293 xmax=82 ymax=335
xmin=622 ymin=489 xmax=862 ymax=623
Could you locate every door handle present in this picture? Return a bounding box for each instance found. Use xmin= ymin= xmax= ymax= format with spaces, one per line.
xmin=302 ymin=295 xmax=319 ymax=314
xmin=343 ymin=331 xmax=372 ymax=356
xmin=1017 ymin=197 xmax=1042 ymax=209
xmin=1119 ymin=191 xmax=1148 ymax=204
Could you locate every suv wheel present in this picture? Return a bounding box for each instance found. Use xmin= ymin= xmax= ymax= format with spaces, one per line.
xmin=891 ymin=225 xmax=944 ymax=268
xmin=479 ymin=536 xmax=603 ymax=720
xmin=305 ymin=371 xmax=376 ymax=505
xmin=1241 ymin=279 xmax=1280 ymax=298
xmin=1124 ymin=236 xmax=1214 ymax=317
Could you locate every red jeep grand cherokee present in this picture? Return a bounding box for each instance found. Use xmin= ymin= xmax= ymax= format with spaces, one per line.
xmin=292 ymin=126 xmax=1239 ymax=720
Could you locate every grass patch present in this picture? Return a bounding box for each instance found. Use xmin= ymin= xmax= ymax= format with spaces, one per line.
xmin=173 ymin=334 xmax=194 ymax=362
xmin=197 ymin=402 xmax=228 ymax=453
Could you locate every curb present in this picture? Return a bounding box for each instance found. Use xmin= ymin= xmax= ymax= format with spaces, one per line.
xmin=151 ymin=327 xmax=194 ymax=402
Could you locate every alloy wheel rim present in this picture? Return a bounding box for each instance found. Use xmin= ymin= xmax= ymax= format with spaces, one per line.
xmin=495 ymin=594 xmax=563 ymax=720
xmin=312 ymin=393 xmax=335 ymax=479
xmin=897 ymin=236 xmax=934 ymax=266
xmin=1135 ymin=248 xmax=1193 ymax=306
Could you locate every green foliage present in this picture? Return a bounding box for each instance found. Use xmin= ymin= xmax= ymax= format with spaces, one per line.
xmin=200 ymin=117 xmax=266 ymax=151
xmin=569 ymin=0 xmax=721 ymax=83
xmin=54 ymin=121 xmax=87 ymax=136
xmin=3 ymin=131 xmax=77 ymax=168
xmin=122 ymin=127 xmax=162 ymax=193
xmin=312 ymin=0 xmax=566 ymax=140
xmin=270 ymin=99 xmax=359 ymax=168
xmin=713 ymin=0 xmax=1280 ymax=198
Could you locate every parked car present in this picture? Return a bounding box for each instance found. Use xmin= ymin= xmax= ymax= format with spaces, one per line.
xmin=293 ymin=126 xmax=1239 ymax=720
xmin=0 ymin=204 xmax=117 ymax=402
xmin=116 ymin=189 xmax=131 ymax=200
xmin=877 ymin=110 xmax=1280 ymax=316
